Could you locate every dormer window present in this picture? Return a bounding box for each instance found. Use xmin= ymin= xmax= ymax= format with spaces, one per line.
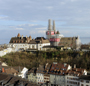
xmin=21 ymin=40 xmax=23 ymax=43
xmin=56 ymin=68 xmax=59 ymax=70
xmin=13 ymin=40 xmax=15 ymax=43
xmin=15 ymin=40 xmax=17 ymax=43
xmin=51 ymin=70 xmax=54 ymax=73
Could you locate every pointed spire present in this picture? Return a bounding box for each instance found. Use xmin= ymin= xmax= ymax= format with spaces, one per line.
xmin=53 ymin=20 xmax=56 ymax=31
xmin=48 ymin=19 xmax=51 ymax=30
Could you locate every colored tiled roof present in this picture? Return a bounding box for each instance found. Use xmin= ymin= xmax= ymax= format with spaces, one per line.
xmin=4 ymin=68 xmax=18 ymax=75
xmin=0 ymin=73 xmax=8 ymax=80
xmin=9 ymin=35 xmax=50 ymax=44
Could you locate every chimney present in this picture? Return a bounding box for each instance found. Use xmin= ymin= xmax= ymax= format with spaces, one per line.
xmin=41 ymin=37 xmax=43 ymax=41
xmin=17 ymin=33 xmax=20 ymax=37
xmin=45 ymin=63 xmax=48 ymax=68
xmin=21 ymin=35 xmax=23 ymax=39
xmin=64 ymin=63 xmax=67 ymax=67
xmin=74 ymin=64 xmax=76 ymax=68
xmin=53 ymin=20 xmax=56 ymax=31
xmin=48 ymin=19 xmax=51 ymax=30
xmin=26 ymin=35 xmax=27 ymax=39
xmin=2 ymin=68 xmax=5 ymax=73
xmin=29 ymin=36 xmax=32 ymax=40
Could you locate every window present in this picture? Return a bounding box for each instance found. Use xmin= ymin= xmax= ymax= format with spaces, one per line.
xmin=56 ymin=68 xmax=59 ymax=69
xmin=81 ymin=84 xmax=84 ymax=86
xmin=32 ymin=45 xmax=34 ymax=48
xmin=81 ymin=80 xmax=84 ymax=82
xmin=86 ymin=81 xmax=89 ymax=83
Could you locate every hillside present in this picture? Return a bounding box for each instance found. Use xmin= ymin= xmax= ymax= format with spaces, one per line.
xmin=0 ymin=51 xmax=90 ymax=70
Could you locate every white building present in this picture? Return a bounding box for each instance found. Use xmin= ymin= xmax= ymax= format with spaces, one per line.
xmin=18 ymin=67 xmax=28 ymax=79
xmin=9 ymin=33 xmax=50 ymax=51
xmin=65 ymin=68 xmax=87 ymax=86
xmin=36 ymin=65 xmax=44 ymax=84
xmin=0 ymin=48 xmax=13 ymax=57
xmin=80 ymin=75 xmax=90 ymax=86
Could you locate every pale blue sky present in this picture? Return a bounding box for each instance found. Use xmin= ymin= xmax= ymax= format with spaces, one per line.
xmin=0 ymin=0 xmax=90 ymax=44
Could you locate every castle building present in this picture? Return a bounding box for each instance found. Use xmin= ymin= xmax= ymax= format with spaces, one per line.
xmin=9 ymin=19 xmax=81 ymax=51
xmin=9 ymin=33 xmax=50 ymax=51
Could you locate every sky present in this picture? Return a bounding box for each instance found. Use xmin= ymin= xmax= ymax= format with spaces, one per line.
xmin=0 ymin=0 xmax=90 ymax=44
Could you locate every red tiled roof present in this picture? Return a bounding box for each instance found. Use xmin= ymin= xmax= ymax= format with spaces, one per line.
xmin=50 ymin=63 xmax=68 ymax=72
xmin=4 ymin=68 xmax=18 ymax=75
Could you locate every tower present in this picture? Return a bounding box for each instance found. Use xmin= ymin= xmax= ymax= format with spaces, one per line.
xmin=46 ymin=19 xmax=55 ymax=40
xmin=48 ymin=19 xmax=51 ymax=30
xmin=46 ymin=19 xmax=61 ymax=46
xmin=53 ymin=20 xmax=56 ymax=33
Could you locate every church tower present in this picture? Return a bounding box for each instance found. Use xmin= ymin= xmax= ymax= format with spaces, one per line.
xmin=46 ymin=19 xmax=54 ymax=40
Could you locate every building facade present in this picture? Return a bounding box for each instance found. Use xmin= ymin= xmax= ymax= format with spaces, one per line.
xmin=46 ymin=19 xmax=63 ymax=46
xmin=27 ymin=67 xmax=37 ymax=83
xmin=46 ymin=19 xmax=81 ymax=49
xmin=9 ymin=34 xmax=50 ymax=51
xmin=79 ymin=75 xmax=90 ymax=86
xmin=36 ymin=65 xmax=44 ymax=84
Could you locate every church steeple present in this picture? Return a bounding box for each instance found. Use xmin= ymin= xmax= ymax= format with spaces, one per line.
xmin=53 ymin=20 xmax=56 ymax=32
xmin=48 ymin=19 xmax=51 ymax=30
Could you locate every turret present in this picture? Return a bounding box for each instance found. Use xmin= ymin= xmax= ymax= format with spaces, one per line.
xmin=17 ymin=33 xmax=20 ymax=38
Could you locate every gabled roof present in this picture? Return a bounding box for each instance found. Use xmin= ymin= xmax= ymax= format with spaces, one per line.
xmin=29 ymin=37 xmax=50 ymax=44
xmin=4 ymin=68 xmax=18 ymax=75
xmin=29 ymin=40 xmax=40 ymax=44
xmin=35 ymin=37 xmax=46 ymax=40
xmin=73 ymin=68 xmax=85 ymax=72
xmin=0 ymin=73 xmax=38 ymax=86
xmin=50 ymin=63 xmax=69 ymax=75
xmin=0 ymin=73 xmax=8 ymax=80
xmin=28 ymin=67 xmax=37 ymax=74
xmin=9 ymin=37 xmax=27 ymax=43
xmin=10 ymin=35 xmax=50 ymax=44
xmin=50 ymin=63 xmax=68 ymax=72
xmin=45 ymin=63 xmax=51 ymax=71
